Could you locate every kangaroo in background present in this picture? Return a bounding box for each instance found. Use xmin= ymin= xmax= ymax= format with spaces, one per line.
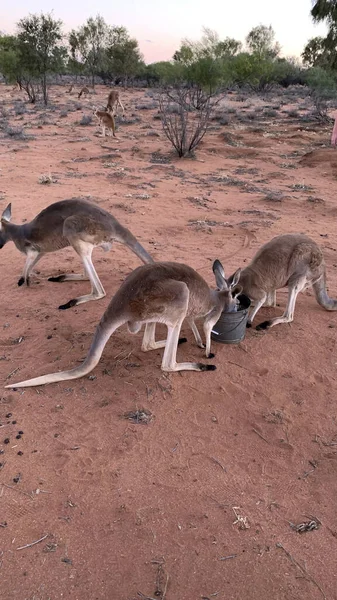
xmin=78 ymin=86 xmax=90 ymax=99
xmin=0 ymin=199 xmax=154 ymax=310
xmin=106 ymin=89 xmax=125 ymax=116
xmin=221 ymin=233 xmax=337 ymax=330
xmin=6 ymin=261 xmax=242 ymax=388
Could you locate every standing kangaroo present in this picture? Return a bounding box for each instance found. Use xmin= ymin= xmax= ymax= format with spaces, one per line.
xmin=106 ymin=89 xmax=124 ymax=116
xmin=0 ymin=199 xmax=154 ymax=310
xmin=93 ymin=108 xmax=117 ymax=138
xmin=5 ymin=261 xmax=242 ymax=388
xmin=221 ymin=233 xmax=337 ymax=330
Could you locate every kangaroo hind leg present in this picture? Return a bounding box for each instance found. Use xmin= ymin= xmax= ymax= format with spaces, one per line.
xmin=160 ymin=282 xmax=216 ymax=372
xmin=58 ymin=238 xmax=105 ymax=310
xmin=141 ymin=322 xmax=187 ymax=352
xmin=256 ymin=275 xmax=307 ymax=330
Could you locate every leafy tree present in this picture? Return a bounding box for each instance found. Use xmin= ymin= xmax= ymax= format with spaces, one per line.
xmin=184 ymin=56 xmax=227 ymax=94
xmin=16 ymin=13 xmax=66 ymax=104
xmin=173 ymin=28 xmax=239 ymax=92
xmin=105 ymin=26 xmax=144 ymax=84
xmin=68 ymin=30 xmax=84 ymax=78
xmin=173 ymin=44 xmax=195 ymax=66
xmin=144 ymin=61 xmax=183 ymax=86
xmin=0 ymin=35 xmax=21 ymax=84
xmin=70 ymin=15 xmax=109 ymax=88
xmin=246 ymin=25 xmax=280 ymax=59
xmin=174 ymin=27 xmax=241 ymax=64
xmin=309 ymin=2 xmax=337 ymax=68
xmin=302 ymin=36 xmax=329 ymax=66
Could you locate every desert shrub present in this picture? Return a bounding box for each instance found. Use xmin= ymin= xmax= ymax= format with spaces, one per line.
xmin=4 ymin=125 xmax=26 ymax=138
xmin=263 ymin=108 xmax=277 ymax=117
xmin=14 ymin=102 xmax=26 ymax=115
xmin=38 ymin=173 xmax=57 ymax=184
xmin=135 ymin=102 xmax=158 ymax=110
xmin=159 ymin=87 xmax=215 ymax=157
xmin=79 ymin=114 xmax=92 ymax=125
xmin=305 ymin=67 xmax=337 ymax=122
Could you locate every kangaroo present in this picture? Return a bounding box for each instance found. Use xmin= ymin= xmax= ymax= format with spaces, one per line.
xmin=221 ymin=233 xmax=337 ymax=330
xmin=5 ymin=261 xmax=242 ymax=388
xmin=94 ymin=108 xmax=117 ymax=138
xmin=106 ymin=89 xmax=124 ymax=116
xmin=78 ymin=86 xmax=90 ymax=99
xmin=0 ymin=199 xmax=154 ymax=310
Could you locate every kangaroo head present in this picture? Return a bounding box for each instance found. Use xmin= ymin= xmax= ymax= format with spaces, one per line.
xmin=0 ymin=203 xmax=12 ymax=249
xmin=212 ymin=259 xmax=242 ymax=312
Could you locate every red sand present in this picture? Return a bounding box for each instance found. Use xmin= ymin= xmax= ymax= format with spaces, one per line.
xmin=1 ymin=85 xmax=337 ymax=600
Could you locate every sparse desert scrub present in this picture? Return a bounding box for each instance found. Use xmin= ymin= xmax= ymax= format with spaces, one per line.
xmin=38 ymin=173 xmax=57 ymax=184
xmin=79 ymin=114 xmax=92 ymax=126
xmin=159 ymin=87 xmax=216 ymax=157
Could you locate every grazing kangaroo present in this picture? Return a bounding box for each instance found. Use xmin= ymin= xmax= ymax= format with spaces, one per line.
xmin=221 ymin=233 xmax=337 ymax=330
xmin=78 ymin=86 xmax=90 ymax=99
xmin=0 ymin=199 xmax=154 ymax=310
xmin=94 ymin=109 xmax=117 ymax=138
xmin=106 ymin=89 xmax=124 ymax=116
xmin=5 ymin=261 xmax=242 ymax=388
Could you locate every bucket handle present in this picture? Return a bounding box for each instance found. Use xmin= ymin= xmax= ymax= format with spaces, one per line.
xmin=212 ymin=313 xmax=248 ymax=336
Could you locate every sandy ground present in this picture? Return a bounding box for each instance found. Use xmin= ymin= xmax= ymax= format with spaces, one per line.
xmin=1 ymin=84 xmax=337 ymax=600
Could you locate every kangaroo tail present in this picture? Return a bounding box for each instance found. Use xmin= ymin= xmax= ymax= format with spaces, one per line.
xmin=128 ymin=239 xmax=154 ymax=264
xmin=5 ymin=318 xmax=124 ymax=389
xmin=313 ymin=270 xmax=337 ymax=311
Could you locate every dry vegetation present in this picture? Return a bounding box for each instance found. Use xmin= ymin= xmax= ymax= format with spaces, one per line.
xmin=1 ymin=83 xmax=337 ymax=600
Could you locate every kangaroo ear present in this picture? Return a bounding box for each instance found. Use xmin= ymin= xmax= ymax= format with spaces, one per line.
xmin=229 ymin=268 xmax=241 ymax=289
xmin=232 ymin=284 xmax=243 ymax=299
xmin=213 ymin=259 xmax=227 ymax=290
xmin=0 ymin=203 xmax=11 ymax=227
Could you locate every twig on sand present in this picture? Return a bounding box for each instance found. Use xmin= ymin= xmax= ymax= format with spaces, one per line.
xmin=252 ymin=428 xmax=269 ymax=443
xmin=2 ymin=483 xmax=34 ymax=500
xmin=17 ymin=534 xmax=48 ymax=551
xmin=210 ymin=456 xmax=227 ymax=471
xmin=228 ymin=360 xmax=250 ymax=371
xmin=276 ymin=542 xmax=327 ymax=600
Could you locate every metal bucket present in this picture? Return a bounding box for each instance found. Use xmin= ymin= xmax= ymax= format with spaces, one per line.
xmin=211 ymin=294 xmax=251 ymax=344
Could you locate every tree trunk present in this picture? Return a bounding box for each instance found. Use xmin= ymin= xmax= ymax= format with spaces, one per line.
xmin=42 ymin=73 xmax=48 ymax=105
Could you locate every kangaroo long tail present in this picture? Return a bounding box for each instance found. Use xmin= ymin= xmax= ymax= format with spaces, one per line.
xmin=5 ymin=318 xmax=124 ymax=389
xmin=313 ymin=270 xmax=337 ymax=311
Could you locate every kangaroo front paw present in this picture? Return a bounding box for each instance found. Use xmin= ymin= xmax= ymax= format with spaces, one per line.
xmin=206 ymin=352 xmax=215 ymax=359
xmin=246 ymin=322 xmax=252 ymax=328
xmin=17 ymin=277 xmax=25 ymax=287
xmin=178 ymin=337 xmax=187 ymax=345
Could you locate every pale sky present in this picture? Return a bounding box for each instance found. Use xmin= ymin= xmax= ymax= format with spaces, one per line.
xmin=0 ymin=0 xmax=328 ymax=63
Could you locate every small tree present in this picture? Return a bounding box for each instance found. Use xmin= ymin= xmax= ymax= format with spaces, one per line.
xmin=159 ymin=88 xmax=215 ymax=157
xmin=70 ymin=15 xmax=109 ymax=88
xmin=17 ymin=13 xmax=65 ymax=105
xmin=246 ymin=25 xmax=280 ymax=59
xmin=0 ymin=35 xmax=21 ymax=84
xmin=105 ymin=26 xmax=143 ymax=85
